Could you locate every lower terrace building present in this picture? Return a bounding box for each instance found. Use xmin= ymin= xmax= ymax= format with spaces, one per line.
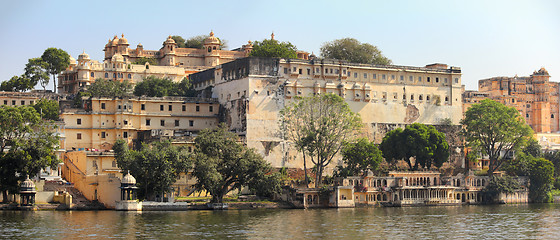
xmin=190 ymin=57 xmax=465 ymax=171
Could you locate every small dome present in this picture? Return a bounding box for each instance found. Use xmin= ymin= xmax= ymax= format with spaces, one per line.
xmin=111 ymin=53 xmax=124 ymax=62
xmin=137 ymin=43 xmax=143 ymax=48
xmin=204 ymin=31 xmax=220 ymax=45
xmin=78 ymin=51 xmax=90 ymax=61
xmin=19 ymin=176 xmax=36 ymax=193
xmin=164 ymin=35 xmax=176 ymax=45
xmin=122 ymin=172 xmax=136 ymax=185
xmin=69 ymin=56 xmax=77 ymax=65
xmin=118 ymin=34 xmax=129 ymax=45
xmin=111 ymin=35 xmax=119 ymax=46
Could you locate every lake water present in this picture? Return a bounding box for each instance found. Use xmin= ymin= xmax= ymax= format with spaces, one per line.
xmin=1 ymin=204 xmax=560 ymax=239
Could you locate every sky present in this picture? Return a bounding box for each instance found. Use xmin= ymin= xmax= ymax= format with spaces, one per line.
xmin=0 ymin=0 xmax=559 ymax=91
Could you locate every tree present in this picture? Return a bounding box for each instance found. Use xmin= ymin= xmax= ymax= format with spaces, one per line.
xmin=528 ymin=157 xmax=554 ymax=203
xmin=335 ymin=138 xmax=383 ymax=177
xmin=0 ymin=105 xmax=59 ymax=202
xmin=184 ymin=34 xmax=228 ymax=50
xmin=320 ymin=38 xmax=392 ymax=65
xmin=24 ymin=58 xmax=50 ymax=91
xmin=279 ymin=94 xmax=362 ymax=186
xmin=523 ymin=138 xmax=542 ymax=158
xmin=192 ymin=125 xmax=280 ymax=203
xmin=133 ymin=57 xmax=158 ymax=66
xmin=461 ymin=99 xmax=533 ymax=175
xmin=0 ymin=76 xmax=35 ymax=92
xmin=41 ymin=48 xmax=70 ymax=93
xmin=380 ymin=123 xmax=449 ymax=170
xmin=482 ymin=175 xmax=521 ymax=203
xmin=32 ymin=99 xmax=59 ymax=121
xmin=502 ymin=152 xmax=531 ymax=176
xmin=171 ymin=35 xmax=186 ymax=48
xmin=250 ymin=39 xmax=297 ymax=59
xmin=87 ymin=78 xmax=132 ymax=98
xmin=113 ymin=140 xmax=191 ymax=201
xmin=133 ymin=76 xmax=194 ymax=97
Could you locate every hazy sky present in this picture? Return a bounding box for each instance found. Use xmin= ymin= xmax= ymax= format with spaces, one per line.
xmin=1 ymin=0 xmax=558 ymax=90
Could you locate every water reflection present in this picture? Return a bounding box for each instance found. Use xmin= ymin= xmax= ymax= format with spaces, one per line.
xmin=1 ymin=204 xmax=559 ymax=239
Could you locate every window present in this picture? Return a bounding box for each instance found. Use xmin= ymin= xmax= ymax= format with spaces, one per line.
xmin=77 ymin=133 xmax=82 ymax=140
xmin=455 ymin=78 xmax=459 ymax=83
xmin=101 ymin=132 xmax=106 ymax=138
xmin=364 ymin=73 xmax=368 ymax=78
xmin=113 ymin=73 xmax=116 ymax=78
xmin=400 ymin=76 xmax=404 ymax=81
xmin=298 ymin=69 xmax=302 ymax=74
xmin=409 ymin=76 xmax=413 ymax=82
xmin=12 ymin=100 xmax=15 ymax=105
xmin=391 ymin=75 xmax=395 ymax=80
xmin=101 ymin=103 xmax=106 ymax=109
xmin=118 ymin=105 xmax=121 ymax=110
xmin=330 ymin=69 xmax=333 ymax=74
xmin=146 ymin=119 xmax=151 ymax=126
xmin=123 ymin=120 xmax=128 ymax=125
xmin=307 ymin=69 xmax=311 ymax=75
xmin=128 ymin=74 xmax=131 ymax=79
xmin=410 ymin=94 xmax=414 ymax=101
xmin=21 ymin=101 xmax=25 ymax=105
xmin=316 ymin=68 xmax=320 ymax=74
xmin=182 ymin=105 xmax=186 ymax=111
xmin=77 ymin=119 xmax=82 ymax=125
xmin=160 ymin=120 xmax=165 ymax=126
xmin=3 ymin=100 xmax=7 ymax=105
xmin=419 ymin=95 xmax=423 ymax=101
xmin=444 ymin=78 xmax=448 ymax=83
xmin=426 ymin=95 xmax=430 ymax=101
xmin=283 ymin=68 xmax=288 ymax=74
xmin=445 ymin=96 xmax=449 ymax=102
xmin=526 ymin=113 xmax=529 ymax=118
xmin=168 ymin=105 xmax=172 ymax=111
xmin=354 ymin=73 xmax=358 ymax=78
xmin=436 ymin=77 xmax=439 ymax=83
xmin=373 ymin=74 xmax=377 ymax=79
xmin=552 ymin=114 xmax=555 ymax=119
xmin=175 ymin=120 xmax=179 ymax=127
xmin=427 ymin=77 xmax=431 ymax=82
xmin=189 ymin=120 xmax=194 ymax=127
xmin=141 ymin=104 xmax=145 ymax=110
xmin=160 ymin=105 xmax=164 ymax=111
xmin=91 ymin=72 xmax=94 ymax=78
xmin=293 ymin=67 xmax=297 ymax=72
xmin=105 ymin=73 xmax=108 ymax=78
xmin=382 ymin=74 xmax=386 ymax=80
xmin=29 ymin=101 xmax=33 ymax=105
xmin=418 ymin=76 xmax=422 ymax=82
xmin=112 ymin=160 xmax=117 ymax=167
xmin=196 ymin=106 xmax=200 ymax=112
xmin=209 ymin=106 xmax=213 ymax=112
xmin=348 ymin=71 xmax=351 ymax=76
xmin=343 ymin=70 xmax=346 ymax=75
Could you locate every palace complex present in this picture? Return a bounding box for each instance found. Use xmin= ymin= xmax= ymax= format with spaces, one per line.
xmin=3 ymin=32 xmax=556 ymax=208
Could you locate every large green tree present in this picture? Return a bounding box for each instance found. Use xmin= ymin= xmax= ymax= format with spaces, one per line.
xmin=280 ymin=94 xmax=362 ymax=186
xmin=320 ymin=38 xmax=392 ymax=65
xmin=87 ymin=78 xmax=132 ymax=98
xmin=183 ymin=34 xmax=228 ymax=49
xmin=380 ymin=123 xmax=449 ymax=170
xmin=529 ymin=157 xmax=554 ymax=203
xmin=32 ymin=99 xmax=59 ymax=121
xmin=25 ymin=58 xmax=50 ymax=91
xmin=113 ymin=140 xmax=191 ymax=201
xmin=192 ymin=125 xmax=280 ymax=203
xmin=0 ymin=76 xmax=35 ymax=92
xmin=171 ymin=35 xmax=186 ymax=48
xmin=461 ymin=99 xmax=533 ymax=175
xmin=41 ymin=48 xmax=70 ymax=93
xmin=250 ymin=39 xmax=297 ymax=59
xmin=335 ymin=138 xmax=383 ymax=177
xmin=0 ymin=105 xmax=59 ymax=202
xmin=134 ymin=76 xmax=194 ymax=97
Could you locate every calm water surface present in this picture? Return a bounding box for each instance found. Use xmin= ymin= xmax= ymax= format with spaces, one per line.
xmin=1 ymin=204 xmax=560 ymax=239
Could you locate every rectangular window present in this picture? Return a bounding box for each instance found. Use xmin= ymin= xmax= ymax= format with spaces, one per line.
xmin=118 ymin=105 xmax=121 ymax=110
xmin=409 ymin=76 xmax=413 ymax=82
xmin=160 ymin=105 xmax=164 ymax=111
xmin=373 ymin=74 xmax=377 ymax=79
xmin=21 ymin=101 xmax=25 ymax=105
xmin=354 ymin=73 xmax=358 ymax=78
xmin=455 ymin=78 xmax=459 ymax=83
xmin=101 ymin=103 xmax=105 ymax=109
xmin=400 ymin=76 xmax=404 ymax=81
xmin=427 ymin=77 xmax=431 ymax=82
xmin=141 ymin=104 xmax=145 ymax=110
xmin=175 ymin=120 xmax=179 ymax=127
xmin=11 ymin=100 xmax=15 ymax=105
xmin=316 ymin=68 xmax=320 ymax=73
xmin=182 ymin=105 xmax=186 ymax=111
xmin=391 ymin=75 xmax=395 ymax=80
xmin=29 ymin=101 xmax=34 ymax=105
xmin=330 ymin=69 xmax=333 ymax=74
xmin=209 ymin=106 xmax=213 ymax=112
xmin=418 ymin=76 xmax=422 ymax=82
xmin=168 ymin=105 xmax=172 ymax=111
xmin=307 ymin=69 xmax=311 ymax=75
xmin=3 ymin=100 xmax=7 ymax=105
xmin=123 ymin=132 xmax=128 ymax=138
xmin=160 ymin=120 xmax=165 ymax=126
xmin=436 ymin=77 xmax=439 ymax=83
xmin=77 ymin=119 xmax=81 ymax=125
xmin=343 ymin=69 xmax=347 ymax=75
xmin=325 ymin=68 xmax=328 ymax=74
xmin=293 ymin=67 xmax=297 ymax=72
xmin=348 ymin=71 xmax=351 ymax=76
xmin=123 ymin=120 xmax=128 ymax=125
xmin=189 ymin=120 xmax=194 ymax=127
xmin=364 ymin=73 xmax=368 ymax=79
xmin=77 ymin=133 xmax=82 ymax=140
xmin=196 ymin=106 xmax=200 ymax=112
xmin=101 ymin=132 xmax=106 ymax=138
xmin=298 ymin=69 xmax=302 ymax=74
xmin=444 ymin=78 xmax=448 ymax=83
xmin=335 ymin=69 xmax=339 ymax=74
xmin=146 ymin=119 xmax=151 ymax=126
xmin=283 ymin=68 xmax=288 ymax=74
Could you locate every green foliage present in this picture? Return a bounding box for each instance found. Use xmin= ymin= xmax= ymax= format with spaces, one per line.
xmin=523 ymin=138 xmax=542 ymax=158
xmin=279 ymin=93 xmax=363 ymax=186
xmin=0 ymin=105 xmax=59 ymax=202
xmin=502 ymin=152 xmax=531 ymax=176
xmin=133 ymin=57 xmax=158 ymax=66
xmin=335 ymin=138 xmax=383 ymax=177
xmin=87 ymin=78 xmax=132 ymax=98
xmin=461 ymin=99 xmax=533 ymax=175
xmin=184 ymin=35 xmax=228 ymax=49
xmin=171 ymin=35 xmax=186 ymax=48
xmin=1 ymin=75 xmax=35 ymax=92
xmin=41 ymin=48 xmax=70 ymax=92
xmin=113 ymin=140 xmax=191 ymax=201
xmin=250 ymin=39 xmax=297 ymax=59
xmin=133 ymin=76 xmax=195 ymax=97
xmin=529 ymin=157 xmax=554 ymax=203
xmin=192 ymin=125 xmax=279 ymax=203
xmin=483 ymin=175 xmax=521 ymax=202
xmin=320 ymin=38 xmax=392 ymax=65
xmin=32 ymin=99 xmax=59 ymax=121
xmin=25 ymin=58 xmax=50 ymax=91
xmin=544 ymin=150 xmax=560 ymax=182
xmin=380 ymin=123 xmax=449 ymax=170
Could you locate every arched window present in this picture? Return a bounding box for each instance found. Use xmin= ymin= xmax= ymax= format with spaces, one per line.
xmin=113 ymin=73 xmax=116 ymax=78
xmin=419 ymin=95 xmax=423 ymax=101
xmin=208 ymin=47 xmax=211 ymax=53
xmin=552 ymin=114 xmax=555 ymax=119
xmin=105 ymin=73 xmax=108 ymax=78
xmin=90 ymin=72 xmax=94 ymax=78
xmin=128 ymin=73 xmax=131 ymax=79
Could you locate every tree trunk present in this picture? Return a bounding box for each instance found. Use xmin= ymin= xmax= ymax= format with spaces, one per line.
xmin=302 ymin=152 xmax=309 ymax=187
xmin=52 ymin=74 xmax=57 ymax=93
xmin=2 ymin=191 xmax=8 ymax=203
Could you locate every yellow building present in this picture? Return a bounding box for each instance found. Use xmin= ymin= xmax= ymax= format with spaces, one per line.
xmin=190 ymin=57 xmax=464 ymax=171
xmin=58 ymin=32 xmax=252 ymax=94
